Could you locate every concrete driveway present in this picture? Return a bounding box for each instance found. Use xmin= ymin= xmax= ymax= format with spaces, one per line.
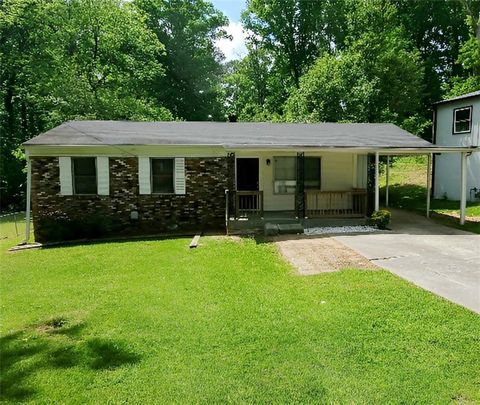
xmin=334 ymin=209 xmax=480 ymax=313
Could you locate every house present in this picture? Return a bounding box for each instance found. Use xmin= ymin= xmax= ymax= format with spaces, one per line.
xmin=23 ymin=120 xmax=477 ymax=242
xmin=433 ymin=90 xmax=480 ymax=201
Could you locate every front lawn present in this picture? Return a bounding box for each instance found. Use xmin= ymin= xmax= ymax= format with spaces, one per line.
xmin=1 ymin=236 xmax=479 ymax=403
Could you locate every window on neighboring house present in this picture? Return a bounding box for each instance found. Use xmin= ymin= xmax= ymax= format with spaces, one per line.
xmin=274 ymin=157 xmax=296 ymax=194
xmin=72 ymin=157 xmax=97 ymax=195
xmin=453 ymin=106 xmax=472 ymax=134
xmin=151 ymin=158 xmax=174 ymax=193
xmin=305 ymin=157 xmax=321 ymax=189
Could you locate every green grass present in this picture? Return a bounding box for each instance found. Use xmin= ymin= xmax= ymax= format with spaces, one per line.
xmin=380 ymin=156 xmax=480 ymax=234
xmin=1 ymin=236 xmax=479 ymax=403
xmin=0 ymin=213 xmax=29 ymax=240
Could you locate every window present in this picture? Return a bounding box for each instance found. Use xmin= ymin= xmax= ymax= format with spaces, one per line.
xmin=305 ymin=157 xmax=321 ymax=189
xmin=273 ymin=156 xmax=322 ymax=193
xmin=72 ymin=157 xmax=97 ymax=194
xmin=274 ymin=157 xmax=296 ymax=194
xmin=453 ymin=106 xmax=472 ymax=134
xmin=151 ymin=158 xmax=174 ymax=193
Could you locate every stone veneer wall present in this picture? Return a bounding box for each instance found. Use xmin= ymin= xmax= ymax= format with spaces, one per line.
xmin=31 ymin=157 xmax=228 ymax=242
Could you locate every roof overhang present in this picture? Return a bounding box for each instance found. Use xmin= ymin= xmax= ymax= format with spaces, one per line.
xmin=432 ymin=91 xmax=480 ymax=106
xmin=224 ymin=145 xmax=479 ymax=154
xmin=24 ymin=143 xmax=479 ymax=157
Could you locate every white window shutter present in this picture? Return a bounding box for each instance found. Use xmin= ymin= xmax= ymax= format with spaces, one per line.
xmin=174 ymin=158 xmax=186 ymax=194
xmin=59 ymin=157 xmax=73 ymax=195
xmin=138 ymin=157 xmax=151 ymax=194
xmin=97 ymin=157 xmax=110 ymax=195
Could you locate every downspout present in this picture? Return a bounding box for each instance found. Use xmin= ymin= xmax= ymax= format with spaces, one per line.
xmin=374 ymin=152 xmax=380 ymax=212
xmin=426 ymin=153 xmax=432 ymax=218
xmin=24 ymin=152 xmax=32 ymax=244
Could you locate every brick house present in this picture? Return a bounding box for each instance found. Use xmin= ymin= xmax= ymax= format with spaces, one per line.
xmin=23 ymin=120 xmax=477 ymax=242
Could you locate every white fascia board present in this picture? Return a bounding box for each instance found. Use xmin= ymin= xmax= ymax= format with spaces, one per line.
xmin=23 ymin=144 xmax=479 ymax=156
xmin=226 ymin=146 xmax=479 ymax=154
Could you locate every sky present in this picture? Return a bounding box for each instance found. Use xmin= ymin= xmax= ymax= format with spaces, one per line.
xmin=211 ymin=0 xmax=248 ymax=62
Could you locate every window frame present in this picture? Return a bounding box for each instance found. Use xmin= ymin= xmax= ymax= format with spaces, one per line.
xmin=452 ymin=106 xmax=473 ymax=135
xmin=150 ymin=157 xmax=175 ymax=195
xmin=72 ymin=157 xmax=97 ymax=195
xmin=273 ymin=156 xmax=297 ymax=195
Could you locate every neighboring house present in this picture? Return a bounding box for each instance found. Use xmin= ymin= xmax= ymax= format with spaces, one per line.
xmin=23 ymin=121 xmax=475 ymax=242
xmin=433 ymin=90 xmax=480 ymax=201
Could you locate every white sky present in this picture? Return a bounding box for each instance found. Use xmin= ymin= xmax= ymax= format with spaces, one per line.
xmin=216 ymin=21 xmax=248 ymax=62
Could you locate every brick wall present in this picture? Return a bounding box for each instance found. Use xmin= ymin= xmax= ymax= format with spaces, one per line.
xmin=31 ymin=157 xmax=228 ymax=242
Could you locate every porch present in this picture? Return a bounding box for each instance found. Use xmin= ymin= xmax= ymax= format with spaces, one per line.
xmin=226 ymin=189 xmax=368 ymax=234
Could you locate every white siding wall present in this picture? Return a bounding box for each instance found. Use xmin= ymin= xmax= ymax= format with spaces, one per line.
xmin=356 ymin=154 xmax=368 ymax=189
xmin=434 ymin=97 xmax=480 ymax=201
xmin=234 ymin=150 xmax=359 ymax=211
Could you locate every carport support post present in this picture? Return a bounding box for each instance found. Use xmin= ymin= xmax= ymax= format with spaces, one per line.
xmin=385 ymin=155 xmax=390 ymax=207
xmin=460 ymin=152 xmax=467 ymax=225
xmin=24 ymin=155 xmax=32 ymax=243
xmin=426 ymin=153 xmax=432 ymax=218
xmin=374 ymin=152 xmax=380 ymax=212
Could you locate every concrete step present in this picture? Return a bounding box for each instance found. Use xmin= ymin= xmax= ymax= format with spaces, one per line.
xmin=278 ymin=223 xmax=304 ymax=234
xmin=264 ymin=222 xmax=304 ymax=236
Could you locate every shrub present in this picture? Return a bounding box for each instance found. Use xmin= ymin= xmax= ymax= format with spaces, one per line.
xmin=368 ymin=210 xmax=391 ymax=230
xmin=36 ymin=215 xmax=119 ymax=242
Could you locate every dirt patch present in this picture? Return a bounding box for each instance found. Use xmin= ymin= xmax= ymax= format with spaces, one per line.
xmin=36 ymin=317 xmax=69 ymax=333
xmin=272 ymin=234 xmax=377 ymax=275
xmin=208 ymin=235 xmax=243 ymax=243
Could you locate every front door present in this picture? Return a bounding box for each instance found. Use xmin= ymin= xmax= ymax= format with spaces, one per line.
xmin=236 ymin=158 xmax=259 ymax=191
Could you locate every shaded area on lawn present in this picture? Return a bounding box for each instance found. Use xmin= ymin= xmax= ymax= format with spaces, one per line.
xmin=0 ymin=318 xmax=140 ymax=402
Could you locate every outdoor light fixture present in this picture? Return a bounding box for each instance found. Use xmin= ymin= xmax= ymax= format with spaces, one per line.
xmin=266 ymin=159 xmax=271 ymax=166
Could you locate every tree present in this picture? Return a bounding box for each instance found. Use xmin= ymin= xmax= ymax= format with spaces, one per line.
xmin=444 ymin=0 xmax=480 ymax=96
xmin=135 ymin=0 xmax=229 ymax=120
xmin=395 ymin=0 xmax=472 ymax=105
xmin=0 ymin=0 xmax=170 ymax=209
xmin=241 ymin=0 xmax=335 ymax=89
xmin=285 ymin=29 xmax=425 ymax=133
xmin=222 ymin=44 xmax=287 ymax=121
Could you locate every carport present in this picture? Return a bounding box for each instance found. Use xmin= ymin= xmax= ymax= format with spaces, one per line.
xmin=371 ymin=147 xmax=478 ymax=225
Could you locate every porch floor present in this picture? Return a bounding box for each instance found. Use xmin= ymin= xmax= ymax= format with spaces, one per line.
xmin=228 ymin=211 xmax=367 ymax=234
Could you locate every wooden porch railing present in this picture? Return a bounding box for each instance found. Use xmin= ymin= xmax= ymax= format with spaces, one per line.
xmin=235 ymin=191 xmax=264 ymax=218
xmin=305 ymin=189 xmax=367 ymax=218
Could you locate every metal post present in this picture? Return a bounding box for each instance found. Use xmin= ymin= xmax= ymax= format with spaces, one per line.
xmin=225 ymin=189 xmax=229 ymax=235
xmin=14 ymin=212 xmax=18 ymax=236
xmin=374 ymin=152 xmax=380 ymax=212
xmin=460 ymin=152 xmax=467 ymax=225
xmin=426 ymin=153 xmax=432 ymax=218
xmin=385 ymin=155 xmax=390 ymax=207
xmin=24 ymin=156 xmax=32 ymax=243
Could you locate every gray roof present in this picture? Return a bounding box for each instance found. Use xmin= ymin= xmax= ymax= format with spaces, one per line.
xmin=24 ymin=120 xmax=434 ymax=149
xmin=433 ymin=90 xmax=480 ymax=105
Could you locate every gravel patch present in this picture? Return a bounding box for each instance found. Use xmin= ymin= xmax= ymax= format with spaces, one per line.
xmin=304 ymin=225 xmax=378 ymax=236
